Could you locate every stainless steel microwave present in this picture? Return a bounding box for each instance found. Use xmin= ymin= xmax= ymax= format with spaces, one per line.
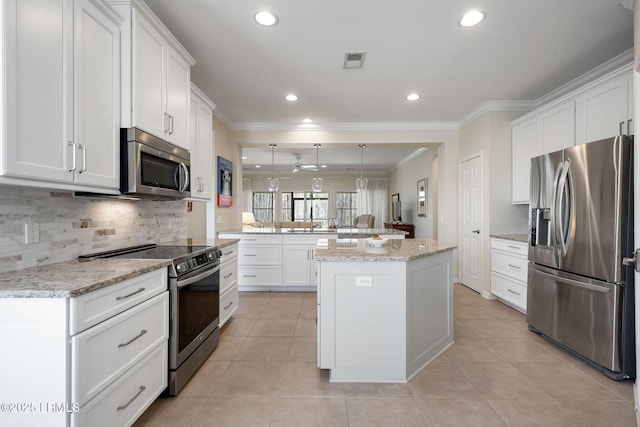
xmin=120 ymin=128 xmax=191 ymax=199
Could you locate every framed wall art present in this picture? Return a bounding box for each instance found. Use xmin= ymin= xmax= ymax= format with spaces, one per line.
xmin=217 ymin=156 xmax=233 ymax=206
xmin=417 ymin=178 xmax=427 ymax=217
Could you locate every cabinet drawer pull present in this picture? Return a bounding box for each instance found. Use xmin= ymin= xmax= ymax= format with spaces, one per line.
xmin=507 ymin=289 xmax=521 ymax=296
xmin=244 ymin=254 xmax=257 ymax=257
xmin=507 ymin=245 xmax=521 ymax=250
xmin=508 ymin=264 xmax=521 ymax=269
xmin=223 ymin=250 xmax=233 ymax=255
xmin=244 ymin=238 xmax=257 ymax=241
xmin=116 ymin=288 xmax=146 ymax=301
xmin=79 ymin=143 xmax=87 ymax=173
xmin=223 ymin=272 xmax=233 ymax=279
xmin=244 ymin=274 xmax=257 ymax=278
xmin=118 ymin=329 xmax=147 ymax=348
xmin=68 ymin=141 xmax=77 ymax=172
xmin=224 ymin=301 xmax=233 ymax=310
xmin=116 ymin=385 xmax=146 ymax=411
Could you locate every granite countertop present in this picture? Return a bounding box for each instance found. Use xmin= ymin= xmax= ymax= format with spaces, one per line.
xmin=219 ymin=227 xmax=407 ymax=236
xmin=161 ymin=237 xmax=240 ymax=248
xmin=314 ymin=238 xmax=456 ymax=262
xmin=0 ymin=259 xmax=171 ymax=298
xmin=490 ymin=234 xmax=528 ymax=243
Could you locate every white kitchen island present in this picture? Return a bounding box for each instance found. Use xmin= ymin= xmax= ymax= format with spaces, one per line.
xmin=315 ymin=238 xmax=456 ymax=383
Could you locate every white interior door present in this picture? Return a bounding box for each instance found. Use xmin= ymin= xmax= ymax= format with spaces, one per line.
xmin=460 ymin=154 xmax=482 ymax=293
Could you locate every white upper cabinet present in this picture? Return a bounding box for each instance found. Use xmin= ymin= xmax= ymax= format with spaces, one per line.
xmin=575 ymin=70 xmax=632 ymax=145
xmin=189 ymin=84 xmax=215 ymax=200
xmin=511 ymin=64 xmax=632 ymax=204
xmin=1 ymin=0 xmax=121 ymax=191
xmin=112 ymin=0 xmax=195 ymax=150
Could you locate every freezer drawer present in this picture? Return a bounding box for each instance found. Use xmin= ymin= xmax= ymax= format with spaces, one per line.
xmin=527 ymin=264 xmax=622 ymax=372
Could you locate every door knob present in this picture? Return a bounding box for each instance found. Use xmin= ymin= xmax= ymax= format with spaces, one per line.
xmin=472 ymin=229 xmax=480 ymax=234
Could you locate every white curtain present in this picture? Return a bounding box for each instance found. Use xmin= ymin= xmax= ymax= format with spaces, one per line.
xmin=357 ymin=177 xmax=388 ymax=227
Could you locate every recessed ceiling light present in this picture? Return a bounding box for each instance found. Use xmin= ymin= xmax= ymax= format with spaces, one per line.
xmin=459 ymin=10 xmax=485 ymax=27
xmin=255 ymin=165 xmax=261 ymax=168
xmin=254 ymin=10 xmax=279 ymax=27
xmin=241 ymin=156 xmax=247 ymax=160
xmin=321 ymin=165 xmax=327 ymax=168
xmin=406 ymin=93 xmax=420 ymax=101
xmin=302 ymin=118 xmax=313 ymax=123
xmin=285 ymin=94 xmax=298 ymax=101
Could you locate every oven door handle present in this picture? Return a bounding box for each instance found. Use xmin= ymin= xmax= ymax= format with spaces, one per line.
xmin=177 ymin=265 xmax=220 ymax=288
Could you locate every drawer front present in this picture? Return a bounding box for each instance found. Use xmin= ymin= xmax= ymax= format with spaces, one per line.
xmin=220 ymin=284 xmax=238 ymax=327
xmin=238 ymin=245 xmax=282 ymax=265
xmin=219 ymin=243 xmax=238 ymax=262
xmin=238 ymin=266 xmax=282 ymax=286
xmin=72 ymin=292 xmax=169 ymax=406
xmin=72 ymin=344 xmax=167 ymax=427
xmin=69 ymin=268 xmax=167 ymax=335
xmin=282 ymin=235 xmax=325 ymax=245
xmin=491 ymin=273 xmax=527 ymax=312
xmin=491 ymin=238 xmax=528 ymax=256
xmin=220 ymin=257 xmax=238 ymax=294
xmin=491 ymin=251 xmax=528 ymax=282
xmin=239 ymin=235 xmax=282 ymax=245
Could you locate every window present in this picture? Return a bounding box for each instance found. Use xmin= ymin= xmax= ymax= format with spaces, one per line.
xmin=281 ymin=192 xmax=329 ymax=227
xmin=252 ymin=192 xmax=275 ymax=222
xmin=336 ymin=192 xmax=358 ymax=227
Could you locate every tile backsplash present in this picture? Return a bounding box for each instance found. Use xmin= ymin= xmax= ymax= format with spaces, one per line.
xmin=0 ymin=188 xmax=188 ymax=273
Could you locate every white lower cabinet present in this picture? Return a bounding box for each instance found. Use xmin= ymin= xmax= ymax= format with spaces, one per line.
xmin=490 ymin=238 xmax=528 ymax=312
xmin=219 ymin=243 xmax=238 ymax=326
xmin=0 ymin=268 xmax=168 ymax=427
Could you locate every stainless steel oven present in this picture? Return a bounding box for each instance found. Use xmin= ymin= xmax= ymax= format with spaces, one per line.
xmin=79 ymin=244 xmax=221 ymax=395
xmin=169 ymin=251 xmax=220 ymax=394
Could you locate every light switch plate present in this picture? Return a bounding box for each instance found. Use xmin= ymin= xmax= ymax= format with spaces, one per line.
xmin=356 ymin=276 xmax=372 ymax=287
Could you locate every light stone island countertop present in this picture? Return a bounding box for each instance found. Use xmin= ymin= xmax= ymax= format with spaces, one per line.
xmin=490 ymin=234 xmax=528 ymax=243
xmin=0 ymin=259 xmax=171 ymax=298
xmin=314 ymin=238 xmax=456 ymax=262
xmin=161 ymin=237 xmax=240 ymax=248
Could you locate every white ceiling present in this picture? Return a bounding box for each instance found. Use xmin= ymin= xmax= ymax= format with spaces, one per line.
xmin=145 ymin=0 xmax=634 ymax=174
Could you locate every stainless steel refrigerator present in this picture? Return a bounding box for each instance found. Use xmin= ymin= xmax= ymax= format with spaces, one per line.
xmin=527 ymin=135 xmax=635 ymax=380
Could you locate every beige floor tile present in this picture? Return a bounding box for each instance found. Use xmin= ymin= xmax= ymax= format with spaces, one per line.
xmin=249 ymin=318 xmax=297 ymax=337
xmin=486 ymin=399 xmax=586 ymax=427
xmin=454 ymin=318 xmax=478 ymax=338
xmin=568 ymin=362 xmax=635 ymax=402
xmin=213 ymin=361 xmax=288 ymax=397
xmin=234 ymin=336 xmax=294 ymax=361
xmin=346 ymin=397 xmax=427 ymax=427
xmin=299 ymin=298 xmax=318 ymax=319
xmin=294 ymin=318 xmax=317 ymax=336
xmin=269 ymin=397 xmax=349 ymax=427
xmin=464 ymin=318 xmax=531 ymax=338
xmin=278 ymin=362 xmax=345 ymax=397
xmin=344 ymin=382 xmax=414 ymax=398
xmin=209 ymin=336 xmax=246 ymax=361
xmin=190 ymin=396 xmax=276 ymax=427
xmin=179 ymin=359 xmax=230 ymax=397
xmin=288 ymin=337 xmax=317 ymax=362
xmin=133 ymin=396 xmax=207 ymax=427
xmin=417 ymin=399 xmax=507 ymax=427
xmin=484 ymin=337 xmax=563 ymax=363
xmin=563 ymin=400 xmax=637 ymax=427
xmin=454 ymin=305 xmax=495 ymax=320
xmin=444 ymin=337 xmax=508 ymax=363
xmin=259 ymin=299 xmax=302 ymax=318
xmin=220 ymin=317 xmax=256 ymax=336
xmin=408 ymin=360 xmax=482 ymax=400
xmin=514 ymin=362 xmax=623 ymax=401
xmin=456 ymin=362 xmax=552 ymax=401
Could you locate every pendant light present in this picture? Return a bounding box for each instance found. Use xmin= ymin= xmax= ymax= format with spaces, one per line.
xmin=311 ymin=143 xmax=323 ymax=192
xmin=267 ymin=144 xmax=279 ymax=192
xmin=355 ymin=144 xmax=368 ymax=192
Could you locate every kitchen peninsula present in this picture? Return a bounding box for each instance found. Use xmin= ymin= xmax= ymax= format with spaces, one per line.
xmin=315 ymin=238 xmax=455 ymax=382
xmin=218 ymin=227 xmax=407 ymax=291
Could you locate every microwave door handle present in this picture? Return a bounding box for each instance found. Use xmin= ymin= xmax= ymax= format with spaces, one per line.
xmin=180 ymin=162 xmax=189 ymax=192
xmin=174 ymin=165 xmax=180 ymax=190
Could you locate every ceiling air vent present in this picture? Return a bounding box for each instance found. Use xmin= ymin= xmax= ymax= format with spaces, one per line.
xmin=343 ymin=51 xmax=366 ymax=69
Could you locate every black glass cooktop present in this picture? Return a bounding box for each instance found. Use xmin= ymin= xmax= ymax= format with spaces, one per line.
xmin=79 ymin=244 xmax=211 ymax=262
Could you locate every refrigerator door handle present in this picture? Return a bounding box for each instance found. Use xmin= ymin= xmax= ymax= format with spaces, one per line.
xmin=551 ymin=161 xmax=564 ymax=264
xmin=557 ymin=160 xmax=574 ymax=256
xmin=534 ymin=266 xmax=611 ymax=293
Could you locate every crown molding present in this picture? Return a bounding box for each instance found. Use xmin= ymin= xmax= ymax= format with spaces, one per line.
xmin=232 ymin=121 xmax=459 ymax=132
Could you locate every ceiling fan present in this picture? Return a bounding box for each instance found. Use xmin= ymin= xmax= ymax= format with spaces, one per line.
xmin=279 ymin=155 xmax=317 ymax=173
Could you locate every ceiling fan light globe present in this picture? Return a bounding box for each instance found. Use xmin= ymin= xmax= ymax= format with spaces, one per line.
xmin=356 ymin=176 xmax=368 ymax=192
xmin=267 ymin=177 xmax=279 ymax=192
xmin=311 ymin=177 xmax=323 ymax=192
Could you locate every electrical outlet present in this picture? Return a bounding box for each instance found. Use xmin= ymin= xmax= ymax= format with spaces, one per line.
xmin=217 ymin=216 xmax=223 ymax=224
xmin=24 ymin=223 xmax=39 ymax=244
xmin=356 ymin=276 xmax=372 ymax=287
